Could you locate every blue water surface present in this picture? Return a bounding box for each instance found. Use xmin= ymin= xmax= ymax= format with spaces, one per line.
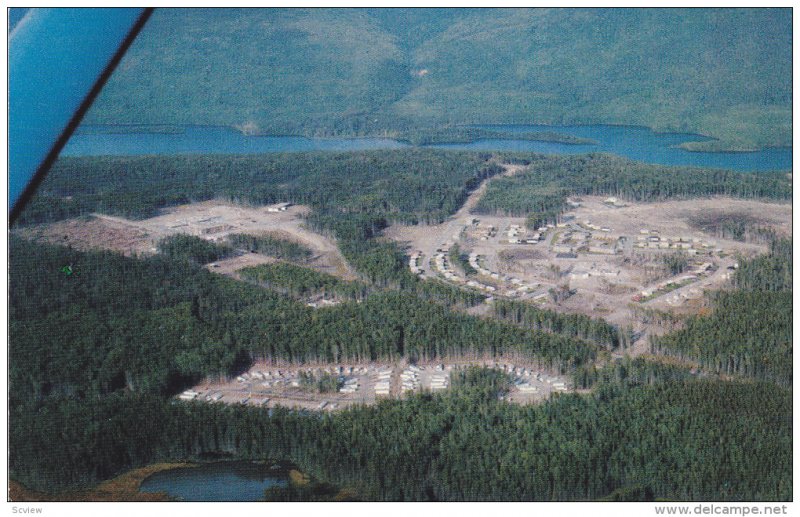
xmin=61 ymin=124 xmax=792 ymax=172
xmin=63 ymin=125 xmax=407 ymax=156
xmin=139 ymin=462 xmax=289 ymax=502
xmin=450 ymin=124 xmax=792 ymax=172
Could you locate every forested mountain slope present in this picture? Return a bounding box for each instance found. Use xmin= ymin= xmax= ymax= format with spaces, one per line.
xmin=85 ymin=8 xmax=791 ymax=151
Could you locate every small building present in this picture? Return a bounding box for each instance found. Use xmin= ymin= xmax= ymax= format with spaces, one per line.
xmin=267 ymin=202 xmax=293 ymax=212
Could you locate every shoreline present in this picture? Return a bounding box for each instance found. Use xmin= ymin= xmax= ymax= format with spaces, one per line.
xmin=73 ymin=123 xmax=791 ymax=155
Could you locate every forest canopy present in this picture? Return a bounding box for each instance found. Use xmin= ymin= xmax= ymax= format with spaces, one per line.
xmin=84 ymin=8 xmax=792 ymax=151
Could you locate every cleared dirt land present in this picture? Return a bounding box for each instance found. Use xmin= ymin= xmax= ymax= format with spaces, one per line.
xmin=17 ymin=201 xmax=356 ymax=280
xmin=388 ymin=193 xmax=791 ymax=351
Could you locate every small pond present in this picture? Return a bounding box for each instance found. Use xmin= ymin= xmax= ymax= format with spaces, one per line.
xmin=139 ymin=461 xmax=289 ymax=502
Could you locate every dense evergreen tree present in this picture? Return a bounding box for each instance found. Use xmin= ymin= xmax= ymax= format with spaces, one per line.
xmin=239 ymin=263 xmax=369 ymax=301
xmin=158 ymin=234 xmax=235 ymax=264
xmin=651 ymin=239 xmax=792 ymax=386
xmin=493 ymin=299 xmax=624 ymax=349
xmin=227 ymin=233 xmax=313 ymax=262
xmin=9 ymin=378 xmax=791 ymax=501
xmin=8 ymin=149 xmax=793 ymax=502
xmin=10 ymin=237 xmax=594 ymax=403
xmin=16 ymin=150 xmax=499 ymax=226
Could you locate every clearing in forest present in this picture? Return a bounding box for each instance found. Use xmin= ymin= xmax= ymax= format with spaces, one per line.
xmin=16 ymin=200 xmax=357 ymax=280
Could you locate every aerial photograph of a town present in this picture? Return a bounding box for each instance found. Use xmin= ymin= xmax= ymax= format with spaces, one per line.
xmin=6 ymin=6 xmax=794 ymax=514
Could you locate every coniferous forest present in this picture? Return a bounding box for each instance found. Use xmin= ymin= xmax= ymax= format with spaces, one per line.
xmin=8 ymin=149 xmax=792 ymax=501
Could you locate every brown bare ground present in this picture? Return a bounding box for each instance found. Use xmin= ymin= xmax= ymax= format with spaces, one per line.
xmin=16 ymin=216 xmax=152 ymax=256
xmin=14 ymin=201 xmax=357 ymax=281
xmin=9 ymin=462 xmax=194 ymax=502
xmin=387 ymin=192 xmax=791 ymax=355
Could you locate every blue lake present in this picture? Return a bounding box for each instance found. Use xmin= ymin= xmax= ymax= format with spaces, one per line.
xmin=139 ymin=462 xmax=288 ymax=502
xmin=61 ymin=124 xmax=792 ymax=172
xmin=63 ymin=125 xmax=407 ymax=156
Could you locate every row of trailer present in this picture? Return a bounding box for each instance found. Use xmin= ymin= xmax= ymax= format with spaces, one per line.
xmin=409 ymin=252 xmax=423 ymax=276
xmin=400 ymin=366 xmax=420 ymax=394
xmin=339 ymin=377 xmax=360 ymax=394
xmin=467 ymin=252 xmax=539 ymax=297
xmin=635 ymin=229 xmax=715 ymax=255
xmin=429 ymin=372 xmax=449 ymax=391
xmin=179 ymin=389 xmax=271 ymax=406
xmin=374 ymin=368 xmax=392 ymax=396
xmin=498 ymin=364 xmax=572 ymax=395
xmin=434 ymin=250 xmax=465 ymax=284
xmin=178 ymin=362 xmax=569 ymax=409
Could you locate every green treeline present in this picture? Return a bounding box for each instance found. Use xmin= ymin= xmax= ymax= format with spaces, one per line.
xmin=10 ymin=378 xmax=791 ymax=501
xmin=10 ymin=237 xmax=594 ymax=402
xmin=17 ymin=150 xmax=499 ymax=226
xmin=9 ymin=238 xmax=792 ymax=501
xmin=650 ymin=239 xmax=792 ymax=386
xmin=448 ymin=243 xmax=477 ymax=276
xmin=227 ymin=233 xmax=313 ymax=262
xmin=158 ymin=234 xmax=235 ymax=264
xmin=239 ymin=263 xmax=369 ymax=301
xmin=689 ymin=213 xmax=779 ymax=244
xmin=492 ymin=299 xmax=625 ymax=350
xmin=398 ymin=127 xmax=596 ymax=146
xmin=661 ymin=251 xmax=690 ymax=276
xmin=475 ymin=153 xmax=791 ymax=227
xmin=16 ymin=150 xmax=504 ymax=293
xmin=732 ymin=238 xmax=792 ymax=291
xmin=9 ymin=149 xmax=794 ymax=501
xmin=86 ymin=9 xmax=792 ymax=151
xmin=239 ymin=261 xmax=485 ymax=309
xmin=296 ymin=222 xmax=485 ymax=308
xmin=571 ymin=355 xmax=699 ymax=391
xmin=299 ymin=371 xmax=342 ymax=393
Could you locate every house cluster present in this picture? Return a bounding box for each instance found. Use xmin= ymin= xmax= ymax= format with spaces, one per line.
xmin=179 ymin=388 xmax=268 ymax=407
xmin=638 ymin=262 xmax=715 ymax=303
xmin=239 ymin=369 xmax=298 ymax=388
xmin=166 ymin=215 xmax=236 ymax=241
xmin=499 ymin=364 xmax=571 ymax=395
xmin=400 ymin=366 xmax=421 ymax=394
xmin=409 ymin=251 xmax=423 ymax=276
xmin=551 ymin=221 xmax=621 ymax=256
xmin=433 ymin=248 xmax=465 ymax=284
xmin=638 ymin=275 xmax=698 ymax=299
xmin=505 ymin=224 xmax=542 ymax=245
xmin=635 ymin=229 xmax=714 ymax=255
xmin=474 ymin=222 xmax=497 ymax=241
xmin=580 ymin=220 xmax=612 ymax=233
xmin=339 ymin=377 xmax=360 ymax=394
xmin=551 ymin=229 xmax=586 ymax=254
xmin=635 ymin=262 xmax=716 ymax=302
xmin=568 ymin=265 xmax=620 ymax=281
xmin=466 ymin=252 xmax=539 ymax=297
xmin=663 ymin=287 xmax=704 ymax=307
